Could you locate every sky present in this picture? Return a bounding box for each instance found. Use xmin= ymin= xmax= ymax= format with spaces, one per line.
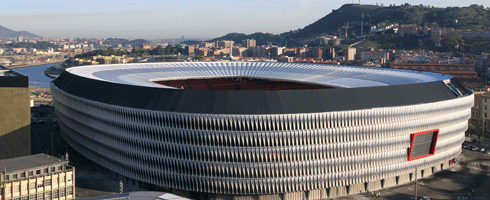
xmin=1 ymin=0 xmax=489 ymax=40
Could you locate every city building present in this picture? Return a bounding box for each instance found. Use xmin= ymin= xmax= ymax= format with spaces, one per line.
xmin=217 ymin=40 xmax=234 ymax=49
xmin=51 ymin=62 xmax=472 ymax=200
xmin=184 ymin=46 xmax=195 ymax=55
xmin=0 ymin=154 xmax=75 ymax=200
xmin=241 ymin=39 xmax=256 ymax=48
xmin=198 ymin=42 xmax=214 ymax=48
xmin=344 ymin=47 xmax=357 ymax=61
xmin=469 ymin=90 xmax=490 ymax=130
xmin=397 ymin=24 xmax=423 ymax=35
xmin=0 ymin=65 xmax=31 ymax=160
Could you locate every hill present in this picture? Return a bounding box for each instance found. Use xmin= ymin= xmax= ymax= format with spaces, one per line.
xmin=0 ymin=25 xmax=39 ymax=39
xmin=292 ymin=4 xmax=490 ymax=39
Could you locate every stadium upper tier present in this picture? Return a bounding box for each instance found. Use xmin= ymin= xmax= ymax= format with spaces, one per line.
xmin=55 ymin=62 xmax=468 ymax=115
xmin=66 ymin=62 xmax=452 ymax=88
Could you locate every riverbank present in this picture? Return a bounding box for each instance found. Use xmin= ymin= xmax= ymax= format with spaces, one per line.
xmin=44 ymin=69 xmax=60 ymax=79
xmin=44 ymin=64 xmax=65 ymax=78
xmin=8 ymin=61 xmax=64 ymax=69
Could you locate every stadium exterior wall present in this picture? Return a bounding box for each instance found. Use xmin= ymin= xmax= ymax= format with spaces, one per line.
xmin=51 ymin=63 xmax=473 ymax=200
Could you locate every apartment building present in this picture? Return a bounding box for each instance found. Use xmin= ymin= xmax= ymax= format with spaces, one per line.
xmin=0 ymin=154 xmax=75 ymax=200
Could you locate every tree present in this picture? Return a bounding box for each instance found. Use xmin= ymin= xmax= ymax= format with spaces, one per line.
xmin=441 ymin=32 xmax=462 ymax=50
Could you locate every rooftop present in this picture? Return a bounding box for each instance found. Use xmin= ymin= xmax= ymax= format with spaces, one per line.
xmin=0 ymin=153 xmax=68 ymax=173
xmin=0 ymin=65 xmax=26 ymax=77
xmin=66 ymin=62 xmax=453 ymax=89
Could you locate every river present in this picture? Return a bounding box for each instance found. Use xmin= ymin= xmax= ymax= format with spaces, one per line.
xmin=13 ymin=63 xmax=58 ymax=88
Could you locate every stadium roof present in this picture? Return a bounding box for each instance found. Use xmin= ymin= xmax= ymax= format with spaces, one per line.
xmin=54 ymin=62 xmax=467 ymax=115
xmin=66 ymin=62 xmax=452 ymax=89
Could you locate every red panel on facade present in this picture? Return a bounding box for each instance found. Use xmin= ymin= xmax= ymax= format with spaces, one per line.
xmin=408 ymin=129 xmax=439 ymax=161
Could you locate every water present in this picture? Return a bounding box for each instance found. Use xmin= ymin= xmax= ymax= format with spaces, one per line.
xmin=13 ymin=63 xmax=58 ymax=87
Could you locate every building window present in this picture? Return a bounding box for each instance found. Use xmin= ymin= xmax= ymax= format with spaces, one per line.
xmin=67 ymin=175 xmax=72 ymax=183
xmin=58 ymin=166 xmax=62 ymax=171
xmin=44 ymin=179 xmax=51 ymax=187
xmin=22 ymin=184 xmax=27 ymax=191
xmin=485 ymin=105 xmax=487 ymax=110
xmin=53 ymin=190 xmax=59 ymax=199
xmin=45 ymin=191 xmax=51 ymax=200
xmin=22 ymin=196 xmax=28 ymax=200
xmin=20 ymin=172 xmax=26 ymax=178
xmin=37 ymin=182 xmax=44 ymax=188
xmin=38 ymin=193 xmax=44 ymax=200
xmin=43 ymin=168 xmax=48 ymax=174
xmin=12 ymin=174 xmax=17 ymax=179
xmin=29 ymin=182 xmax=35 ymax=190
xmin=6 ymin=175 xmax=9 ymax=181
xmin=60 ymin=175 xmax=65 ymax=183
xmin=50 ymin=167 xmax=55 ymax=172
xmin=67 ymin=187 xmax=73 ymax=195
xmin=14 ymin=197 xmax=20 ymax=200
xmin=28 ymin=171 xmax=33 ymax=177
xmin=60 ymin=188 xmax=65 ymax=197
xmin=485 ymin=113 xmax=487 ymax=118
xmin=13 ymin=185 xmax=20 ymax=193
xmin=36 ymin=170 xmax=41 ymax=175
xmin=29 ymin=195 xmax=37 ymax=200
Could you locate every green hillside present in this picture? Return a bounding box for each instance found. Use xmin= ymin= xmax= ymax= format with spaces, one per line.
xmin=293 ymin=4 xmax=490 ymax=39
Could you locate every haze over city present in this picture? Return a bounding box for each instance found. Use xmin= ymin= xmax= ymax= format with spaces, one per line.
xmin=1 ymin=0 xmax=490 ymax=39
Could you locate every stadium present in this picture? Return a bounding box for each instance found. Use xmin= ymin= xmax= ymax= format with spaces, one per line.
xmin=51 ymin=62 xmax=473 ymax=200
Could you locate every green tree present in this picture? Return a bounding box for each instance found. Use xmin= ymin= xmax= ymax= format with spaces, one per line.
xmin=441 ymin=32 xmax=462 ymax=50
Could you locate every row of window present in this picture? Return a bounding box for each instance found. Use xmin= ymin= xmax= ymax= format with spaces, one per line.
xmin=4 ymin=166 xmax=64 ymax=182
xmin=2 ymin=174 xmax=72 ymax=195
xmin=4 ymin=187 xmax=72 ymax=200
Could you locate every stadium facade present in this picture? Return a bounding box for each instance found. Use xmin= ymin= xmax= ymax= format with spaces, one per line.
xmin=51 ymin=62 xmax=473 ymax=200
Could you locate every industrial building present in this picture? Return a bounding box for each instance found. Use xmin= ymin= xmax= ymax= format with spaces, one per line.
xmin=51 ymin=62 xmax=473 ymax=199
xmin=0 ymin=65 xmax=31 ymax=160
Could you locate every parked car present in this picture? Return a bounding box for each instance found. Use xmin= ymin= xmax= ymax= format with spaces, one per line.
xmin=479 ymin=148 xmax=486 ymax=153
xmin=472 ymin=147 xmax=480 ymax=151
xmin=485 ymin=150 xmax=490 ymax=154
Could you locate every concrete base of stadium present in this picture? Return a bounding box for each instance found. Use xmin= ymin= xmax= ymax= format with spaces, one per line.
xmin=191 ymin=159 xmax=456 ymax=200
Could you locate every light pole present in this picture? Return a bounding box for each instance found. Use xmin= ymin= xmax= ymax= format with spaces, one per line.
xmin=414 ymin=167 xmax=418 ymax=200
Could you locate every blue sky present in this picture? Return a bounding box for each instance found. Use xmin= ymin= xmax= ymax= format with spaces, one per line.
xmin=1 ymin=0 xmax=489 ymax=39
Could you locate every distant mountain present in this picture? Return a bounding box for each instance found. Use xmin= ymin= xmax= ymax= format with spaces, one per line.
xmin=0 ymin=25 xmax=39 ymax=39
xmin=292 ymin=4 xmax=490 ymax=39
xmin=210 ymin=32 xmax=282 ymax=46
